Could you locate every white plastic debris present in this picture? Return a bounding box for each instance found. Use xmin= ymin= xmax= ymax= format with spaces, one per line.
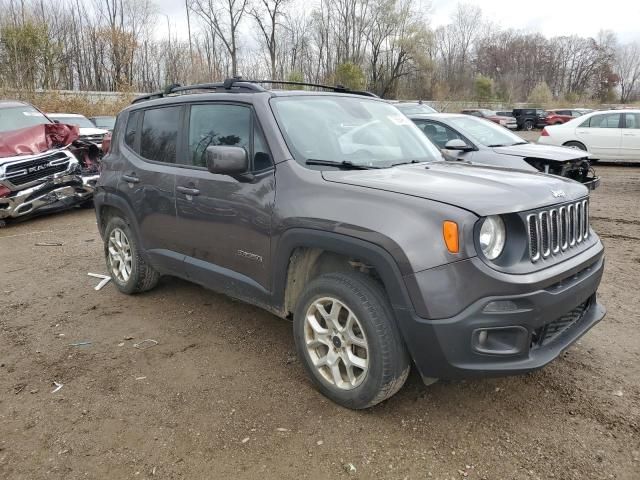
xmin=51 ymin=381 xmax=63 ymax=393
xmin=88 ymin=273 xmax=111 ymax=291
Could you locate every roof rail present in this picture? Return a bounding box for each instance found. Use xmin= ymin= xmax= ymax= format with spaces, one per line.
xmin=131 ymin=77 xmax=378 ymax=104
xmin=246 ymin=80 xmax=379 ymax=98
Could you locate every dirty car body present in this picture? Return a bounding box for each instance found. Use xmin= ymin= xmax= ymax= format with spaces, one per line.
xmin=0 ymin=101 xmax=99 ymax=224
xmin=94 ymin=80 xmax=605 ymax=409
xmin=411 ymin=113 xmax=600 ymax=189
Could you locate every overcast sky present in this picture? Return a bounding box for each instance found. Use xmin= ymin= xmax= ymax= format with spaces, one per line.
xmin=154 ymin=0 xmax=640 ymax=43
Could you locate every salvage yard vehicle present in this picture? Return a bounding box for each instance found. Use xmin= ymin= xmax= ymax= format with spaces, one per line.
xmin=0 ymin=100 xmax=100 ymax=226
xmin=545 ymin=109 xmax=588 ymax=125
xmin=539 ymin=109 xmax=640 ymax=161
xmin=88 ymin=115 xmax=116 ymax=132
xmin=95 ymin=79 xmax=606 ymax=409
xmin=513 ymin=108 xmax=547 ymax=131
xmin=460 ymin=109 xmax=518 ymax=129
xmin=47 ymin=113 xmax=109 ymax=149
xmin=394 ymin=101 xmax=437 ymax=115
xmin=411 ymin=113 xmax=599 ymax=189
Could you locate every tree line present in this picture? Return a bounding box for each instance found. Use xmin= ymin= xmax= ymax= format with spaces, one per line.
xmin=1 ymin=0 xmax=640 ymax=103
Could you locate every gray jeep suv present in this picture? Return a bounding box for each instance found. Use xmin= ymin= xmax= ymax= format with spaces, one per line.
xmin=94 ymin=79 xmax=605 ymax=409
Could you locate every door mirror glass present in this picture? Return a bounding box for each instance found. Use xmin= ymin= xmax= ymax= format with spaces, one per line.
xmin=444 ymin=139 xmax=472 ymax=151
xmin=206 ymin=146 xmax=249 ymax=175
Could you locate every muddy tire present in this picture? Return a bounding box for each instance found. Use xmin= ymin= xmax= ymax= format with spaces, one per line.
xmin=103 ymin=216 xmax=159 ymax=294
xmin=524 ymin=119 xmax=534 ymax=131
xmin=293 ymin=272 xmax=410 ymax=409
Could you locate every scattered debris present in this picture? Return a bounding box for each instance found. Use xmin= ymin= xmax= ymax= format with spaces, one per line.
xmin=343 ymin=463 xmax=357 ymax=474
xmin=88 ymin=273 xmax=111 ymax=291
xmin=124 ymin=336 xmax=134 ymax=340
xmin=35 ymin=241 xmax=63 ymax=246
xmin=51 ymin=381 xmax=63 ymax=393
xmin=316 ymin=440 xmax=324 ymax=446
xmin=135 ymin=376 xmax=147 ymax=381
xmin=276 ymin=428 xmax=289 ymax=432
xmin=241 ymin=437 xmax=250 ymax=444
xmin=69 ymin=341 xmax=92 ymax=347
xmin=117 ymin=342 xmax=125 ymax=347
xmin=13 ymin=383 xmax=26 ymax=394
xmin=30 ymin=389 xmax=38 ymax=394
xmin=134 ymin=339 xmax=158 ymax=350
xmin=612 ymin=390 xmax=624 ymax=397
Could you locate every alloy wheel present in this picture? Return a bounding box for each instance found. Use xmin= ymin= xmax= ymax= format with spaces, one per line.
xmin=108 ymin=227 xmax=133 ymax=283
xmin=304 ymin=297 xmax=369 ymax=390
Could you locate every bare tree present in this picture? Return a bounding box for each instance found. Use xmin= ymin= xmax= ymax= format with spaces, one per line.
xmin=616 ymin=41 xmax=640 ymax=103
xmin=191 ymin=0 xmax=248 ymax=76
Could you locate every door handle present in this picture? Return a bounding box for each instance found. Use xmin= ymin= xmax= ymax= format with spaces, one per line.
xmin=122 ymin=174 xmax=140 ymax=184
xmin=176 ymin=186 xmax=200 ymax=196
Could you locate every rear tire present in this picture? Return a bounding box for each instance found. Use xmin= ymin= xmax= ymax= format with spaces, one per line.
xmin=524 ymin=119 xmax=534 ymax=131
xmin=564 ymin=141 xmax=587 ymax=151
xmin=103 ymin=216 xmax=159 ymax=294
xmin=293 ymin=272 xmax=410 ymax=409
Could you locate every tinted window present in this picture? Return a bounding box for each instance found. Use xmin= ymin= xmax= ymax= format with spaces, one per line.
xmin=124 ymin=111 xmax=140 ymax=151
xmin=140 ymin=107 xmax=180 ymax=163
xmin=188 ymin=104 xmax=250 ymax=168
xmin=581 ymin=113 xmax=620 ymax=128
xmin=624 ymin=113 xmax=640 ymax=129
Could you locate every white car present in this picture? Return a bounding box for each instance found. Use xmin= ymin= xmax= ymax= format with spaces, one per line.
xmin=47 ymin=113 xmax=108 ymax=149
xmin=538 ymin=109 xmax=640 ymax=161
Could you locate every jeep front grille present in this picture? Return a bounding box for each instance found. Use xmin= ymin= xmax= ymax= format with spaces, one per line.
xmin=4 ymin=151 xmax=70 ymax=186
xmin=527 ymin=200 xmax=589 ymax=262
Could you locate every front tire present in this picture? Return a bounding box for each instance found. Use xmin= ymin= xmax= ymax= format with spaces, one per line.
xmin=104 ymin=216 xmax=159 ymax=294
xmin=293 ymin=272 xmax=410 ymax=409
xmin=524 ymin=119 xmax=534 ymax=131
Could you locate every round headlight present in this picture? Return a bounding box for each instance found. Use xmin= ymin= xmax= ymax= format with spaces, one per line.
xmin=479 ymin=215 xmax=506 ymax=260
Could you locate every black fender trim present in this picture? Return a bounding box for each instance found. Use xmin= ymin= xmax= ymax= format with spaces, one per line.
xmin=271 ymin=228 xmax=416 ymax=313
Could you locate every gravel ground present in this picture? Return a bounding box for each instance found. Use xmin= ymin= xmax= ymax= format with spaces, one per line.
xmin=1 ymin=166 xmax=639 ymax=480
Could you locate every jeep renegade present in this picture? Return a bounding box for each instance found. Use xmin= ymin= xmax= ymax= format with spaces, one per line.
xmin=94 ymin=80 xmax=606 ymax=409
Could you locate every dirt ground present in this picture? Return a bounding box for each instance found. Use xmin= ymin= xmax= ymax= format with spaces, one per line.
xmin=1 ymin=166 xmax=639 ymax=480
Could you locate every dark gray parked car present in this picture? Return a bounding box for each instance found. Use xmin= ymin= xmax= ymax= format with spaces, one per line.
xmin=94 ymin=80 xmax=606 ymax=409
xmin=410 ymin=113 xmax=599 ymax=189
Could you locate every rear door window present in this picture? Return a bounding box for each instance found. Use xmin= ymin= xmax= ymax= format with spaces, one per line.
xmin=624 ymin=113 xmax=640 ymax=129
xmin=140 ymin=106 xmax=180 ymax=163
xmin=581 ymin=113 xmax=621 ymax=128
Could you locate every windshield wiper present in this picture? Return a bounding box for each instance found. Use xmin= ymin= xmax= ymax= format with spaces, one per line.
xmin=305 ymin=159 xmax=379 ymax=170
xmin=390 ymin=159 xmax=427 ymax=167
xmin=510 ymin=141 xmax=529 ymax=145
xmin=487 ymin=143 xmax=508 ymax=147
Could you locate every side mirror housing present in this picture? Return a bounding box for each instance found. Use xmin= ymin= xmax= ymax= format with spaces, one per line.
xmin=206 ymin=146 xmax=249 ymax=175
xmin=444 ymin=139 xmax=473 ymax=151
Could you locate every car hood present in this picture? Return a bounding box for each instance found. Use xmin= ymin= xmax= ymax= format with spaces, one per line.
xmin=322 ymin=161 xmax=588 ymax=216
xmin=492 ymin=143 xmax=589 ymax=161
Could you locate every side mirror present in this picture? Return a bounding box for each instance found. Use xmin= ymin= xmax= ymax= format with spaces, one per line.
xmin=205 ymin=146 xmax=249 ymax=175
xmin=444 ymin=139 xmax=473 ymax=151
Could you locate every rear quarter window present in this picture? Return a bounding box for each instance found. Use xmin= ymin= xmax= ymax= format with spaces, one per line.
xmin=124 ymin=111 xmax=140 ymax=152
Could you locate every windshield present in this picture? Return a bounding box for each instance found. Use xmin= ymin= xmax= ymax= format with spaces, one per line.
xmin=448 ymin=116 xmax=526 ymax=147
xmin=92 ymin=117 xmax=116 ymax=129
xmin=271 ymin=96 xmax=442 ymax=168
xmin=0 ymin=105 xmax=50 ymax=133
xmin=48 ymin=114 xmax=95 ymax=129
xmin=395 ymin=103 xmax=437 ymax=115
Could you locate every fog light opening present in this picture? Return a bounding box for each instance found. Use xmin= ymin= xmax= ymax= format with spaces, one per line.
xmin=483 ymin=300 xmax=519 ymax=313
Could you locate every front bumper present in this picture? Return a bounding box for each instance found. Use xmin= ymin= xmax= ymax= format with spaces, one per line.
xmin=0 ymin=173 xmax=99 ymax=220
xmin=397 ymin=246 xmax=605 ymax=381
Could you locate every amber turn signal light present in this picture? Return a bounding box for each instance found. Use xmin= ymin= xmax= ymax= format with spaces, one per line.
xmin=443 ymin=221 xmax=459 ymax=254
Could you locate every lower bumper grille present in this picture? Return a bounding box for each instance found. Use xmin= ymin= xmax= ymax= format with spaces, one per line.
xmin=531 ymin=299 xmax=591 ymax=348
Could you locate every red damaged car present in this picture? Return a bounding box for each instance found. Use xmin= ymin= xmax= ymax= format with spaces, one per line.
xmin=0 ymin=100 xmax=101 ymax=226
xmin=460 ymin=108 xmax=518 ymax=129
xmin=545 ymin=109 xmax=592 ymax=125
